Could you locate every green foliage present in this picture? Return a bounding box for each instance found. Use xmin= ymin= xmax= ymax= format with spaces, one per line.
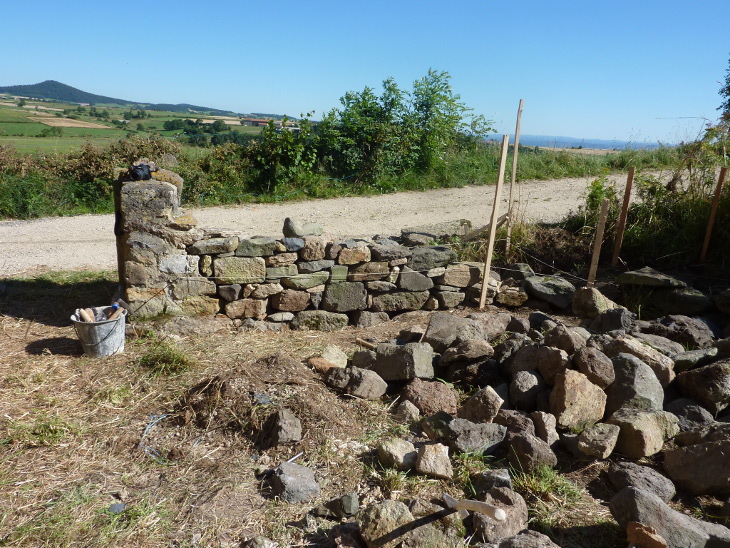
xmin=136 ymin=337 xmax=195 ymax=376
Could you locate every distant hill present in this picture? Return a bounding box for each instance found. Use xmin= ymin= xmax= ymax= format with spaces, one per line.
xmin=487 ymin=134 xmax=662 ymax=150
xmin=0 ymin=80 xmax=238 ymax=116
xmin=0 ymin=80 xmax=130 ymax=106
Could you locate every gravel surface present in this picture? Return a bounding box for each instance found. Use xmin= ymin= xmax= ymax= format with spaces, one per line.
xmin=0 ymin=171 xmax=664 ymax=277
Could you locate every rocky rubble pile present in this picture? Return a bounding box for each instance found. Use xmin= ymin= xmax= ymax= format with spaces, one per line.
xmin=246 ymin=292 xmax=730 ymax=547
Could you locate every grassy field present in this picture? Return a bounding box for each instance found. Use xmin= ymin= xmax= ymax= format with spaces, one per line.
xmin=0 ymin=99 xmax=260 ymax=154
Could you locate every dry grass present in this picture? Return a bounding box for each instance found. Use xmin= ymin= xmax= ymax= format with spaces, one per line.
xmin=29 ymin=117 xmax=109 ymax=129
xmin=0 ymin=270 xmax=633 ymax=547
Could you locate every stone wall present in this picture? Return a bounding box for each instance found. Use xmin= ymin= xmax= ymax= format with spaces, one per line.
xmin=115 ymin=170 xmax=500 ymax=329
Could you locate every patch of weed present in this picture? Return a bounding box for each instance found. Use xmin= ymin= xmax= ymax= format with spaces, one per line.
xmin=136 ymin=337 xmax=195 ymax=376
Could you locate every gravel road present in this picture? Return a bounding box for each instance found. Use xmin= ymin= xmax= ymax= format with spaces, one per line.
xmin=0 ymin=171 xmax=659 ymax=278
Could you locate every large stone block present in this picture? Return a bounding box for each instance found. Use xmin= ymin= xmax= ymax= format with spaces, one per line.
xmin=214 ymin=256 xmax=266 ymax=284
xmin=322 ymin=282 xmax=367 ymax=312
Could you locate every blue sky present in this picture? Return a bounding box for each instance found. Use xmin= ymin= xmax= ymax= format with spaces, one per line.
xmin=2 ymin=0 xmax=728 ymax=143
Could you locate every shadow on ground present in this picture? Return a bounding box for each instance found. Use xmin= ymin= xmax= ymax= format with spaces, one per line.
xmin=0 ymin=271 xmax=119 ymax=327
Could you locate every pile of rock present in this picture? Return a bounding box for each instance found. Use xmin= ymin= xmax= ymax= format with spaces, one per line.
xmin=287 ymin=302 xmax=730 ymax=546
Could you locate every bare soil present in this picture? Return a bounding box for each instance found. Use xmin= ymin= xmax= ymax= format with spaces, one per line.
xmin=0 ymin=171 xmax=668 ymax=278
xmin=29 ymin=116 xmax=109 ymax=129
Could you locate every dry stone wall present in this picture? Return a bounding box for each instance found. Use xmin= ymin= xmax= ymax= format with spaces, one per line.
xmin=115 ymin=171 xmax=499 ymax=326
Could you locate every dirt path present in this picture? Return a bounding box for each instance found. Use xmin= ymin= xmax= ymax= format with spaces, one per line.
xmin=0 ymin=171 xmax=667 ymax=277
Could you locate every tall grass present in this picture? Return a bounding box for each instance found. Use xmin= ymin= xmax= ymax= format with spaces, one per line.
xmin=0 ymin=137 xmax=678 ymax=220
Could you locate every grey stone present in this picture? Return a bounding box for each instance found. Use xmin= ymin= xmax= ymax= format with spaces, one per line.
xmin=377 ymin=438 xmax=417 ymax=471
xmin=297 ymin=259 xmax=335 ymax=273
xmin=262 ymin=408 xmax=302 ymax=448
xmin=535 ymin=346 xmax=570 ymax=385
xmin=267 ymin=312 xmax=294 ymax=322
xmin=236 ymin=237 xmax=279 ymax=257
xmin=589 ymin=307 xmax=636 ymax=333
xmin=606 ymin=333 xmax=676 ymax=386
xmin=572 ymin=286 xmax=623 ymax=319
xmin=610 ymin=487 xmax=730 ymax=548
xmin=402 ymin=378 xmax=458 ymax=416
xmin=550 ymin=370 xmax=606 ymax=429
xmin=265 ymin=264 xmax=298 ymax=280
xmin=664 ymin=440 xmax=730 ymax=496
xmin=643 ymin=314 xmax=715 ymax=349
xmin=472 ymin=468 xmax=513 ymax=497
xmin=371 ymin=290 xmax=431 ymax=312
xmin=617 ymin=266 xmax=688 ymax=288
xmin=187 ymin=236 xmax=239 ymax=255
xmin=634 ymin=332 xmax=686 ymax=357
xmin=607 ymin=408 xmax=679 ymax=459
xmin=320 ymin=281 xmax=367 ymax=312
xmin=573 ymin=346 xmax=615 ymax=389
xmin=494 ymin=409 xmax=536 ymax=437
xmin=422 ymin=311 xmax=486 ymax=353
xmin=664 ymin=397 xmax=715 ymax=431
xmin=673 ymin=347 xmax=719 ymax=372
xmin=530 ymin=411 xmax=560 ymax=448
xmin=434 ymin=290 xmax=466 ymax=309
xmin=250 ymin=282 xmax=284 ymax=298
xmin=510 ymin=370 xmax=547 ymax=411
xmin=543 ymin=324 xmax=585 ymax=354
xmin=675 ymin=359 xmax=730 ymax=415
xmin=281 ymin=237 xmax=304 ymax=251
xmin=473 ymin=487 xmax=529 ymax=544
xmin=282 ymin=217 xmax=323 ymax=238
xmin=218 ymin=284 xmax=241 ymax=302
xmin=608 ymin=461 xmax=676 ymax=503
xmin=325 ymin=366 xmax=387 ymax=400
xmin=358 ymin=500 xmax=414 ymax=548
xmin=372 ymin=342 xmax=435 ymax=381
xmin=652 ymin=287 xmax=715 ymax=315
xmin=577 ymin=423 xmax=620 ymax=459
xmin=353 ymin=311 xmax=390 ymax=328
xmin=498 ymin=530 xmax=560 ymax=548
xmin=507 ymin=432 xmax=558 ymax=472
xmin=393 ymin=400 xmax=421 ymax=423
xmin=366 ymin=280 xmax=397 ymax=292
xmin=506 ymin=263 xmax=535 ymax=280
xmin=715 ymin=289 xmax=730 ymax=314
xmin=270 ymin=461 xmax=320 ymax=503
xmin=458 ymin=386 xmax=504 ymax=423
xmin=397 ymin=267 xmax=434 ymax=291
xmin=408 ymin=246 xmax=458 ymax=271
xmin=291 ymin=310 xmax=348 ymax=331
xmin=506 ymin=343 xmax=540 ymax=375
xmin=170 ymin=277 xmax=217 ymax=299
xmin=270 ymin=289 xmax=310 ymax=312
xmin=416 ymin=443 xmax=453 ymax=479
xmin=213 ymin=256 xmax=266 ymax=284
xmin=442 ymin=339 xmax=494 ymax=363
xmin=444 ymin=418 xmax=507 ymax=454
xmin=524 ymin=275 xmax=576 ymax=309
xmin=605 ymin=353 xmax=664 ymax=415
xmin=347 ymin=261 xmax=390 ymax=282
xmin=436 ymin=262 xmax=484 ymax=287
xmin=369 ymin=241 xmax=412 ymax=261
xmin=467 ymin=311 xmax=512 ymax=341
xmin=281 ymin=271 xmax=330 ymax=290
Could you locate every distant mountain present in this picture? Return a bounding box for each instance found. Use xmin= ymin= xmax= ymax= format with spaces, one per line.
xmin=144 ymin=103 xmax=237 ymax=116
xmin=0 ymin=80 xmax=238 ymax=116
xmin=0 ymin=80 xmax=129 ymax=106
xmin=487 ymin=134 xmax=662 ymax=150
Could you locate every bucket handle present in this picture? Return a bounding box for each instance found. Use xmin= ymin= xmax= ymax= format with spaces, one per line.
xmin=73 ymin=313 xmax=126 ymax=348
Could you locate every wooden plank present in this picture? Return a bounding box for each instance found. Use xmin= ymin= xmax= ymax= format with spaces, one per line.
xmin=504 ymin=99 xmax=524 ymax=256
xmin=611 ymin=166 xmax=635 ymax=266
xmin=700 ymin=166 xmax=727 ymax=262
xmin=587 ymin=199 xmax=610 ymax=287
xmin=479 ymin=135 xmax=509 ymax=309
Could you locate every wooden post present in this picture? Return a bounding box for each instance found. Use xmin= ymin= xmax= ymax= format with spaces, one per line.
xmin=479 ymin=135 xmax=510 ymax=309
xmin=700 ymin=166 xmax=727 ymax=262
xmin=611 ymin=166 xmax=635 ymax=266
xmin=504 ymin=99 xmax=524 ymax=256
xmin=587 ymin=199 xmax=610 ymax=288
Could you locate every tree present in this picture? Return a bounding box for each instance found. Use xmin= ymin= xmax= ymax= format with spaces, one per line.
xmin=17 ymin=99 xmax=26 ymax=107
xmin=719 ymin=53 xmax=730 ymax=122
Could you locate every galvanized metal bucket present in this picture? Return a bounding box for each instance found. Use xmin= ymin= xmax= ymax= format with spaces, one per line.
xmin=71 ymin=307 xmax=127 ymax=357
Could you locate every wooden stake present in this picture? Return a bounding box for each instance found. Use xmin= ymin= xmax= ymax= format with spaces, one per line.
xmin=504 ymin=99 xmax=524 ymax=256
xmin=700 ymin=166 xmax=727 ymax=262
xmin=611 ymin=166 xmax=635 ymax=266
xmin=587 ymin=199 xmax=610 ymax=287
xmin=479 ymin=135 xmax=509 ymax=309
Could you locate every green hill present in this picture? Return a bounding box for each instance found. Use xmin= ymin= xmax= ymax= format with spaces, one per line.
xmin=0 ymin=80 xmax=130 ymax=105
xmin=0 ymin=80 xmax=239 ymax=116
